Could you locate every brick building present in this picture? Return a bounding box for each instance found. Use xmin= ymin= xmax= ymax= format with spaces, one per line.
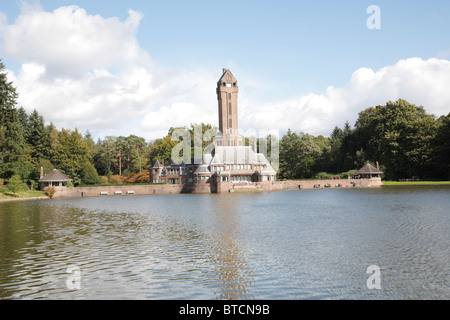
xmin=150 ymin=69 xmax=276 ymax=192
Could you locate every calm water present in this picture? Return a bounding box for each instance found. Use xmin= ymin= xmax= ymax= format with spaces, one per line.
xmin=0 ymin=187 xmax=448 ymax=300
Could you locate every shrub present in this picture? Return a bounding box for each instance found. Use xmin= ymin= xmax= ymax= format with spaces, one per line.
xmin=28 ymin=180 xmax=38 ymax=190
xmin=125 ymin=170 xmax=150 ymax=183
xmin=314 ymin=172 xmax=333 ymax=179
xmin=100 ymin=176 xmax=109 ymax=184
xmin=109 ymin=175 xmax=124 ymax=185
xmin=45 ymin=187 xmax=56 ymax=198
xmin=81 ymin=163 xmax=102 ymax=185
xmin=340 ymin=170 xmax=357 ymax=179
xmin=6 ymin=175 xmax=28 ymax=195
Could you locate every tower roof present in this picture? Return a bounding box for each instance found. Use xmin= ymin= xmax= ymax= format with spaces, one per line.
xmin=151 ymin=160 xmax=163 ymax=168
xmin=218 ymin=68 xmax=237 ymax=84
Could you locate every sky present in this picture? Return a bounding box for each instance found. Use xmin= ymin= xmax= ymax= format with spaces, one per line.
xmin=0 ymin=0 xmax=450 ymax=141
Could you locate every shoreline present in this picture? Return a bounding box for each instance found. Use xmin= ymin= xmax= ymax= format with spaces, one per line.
xmin=382 ymin=184 xmax=450 ymax=187
xmin=1 ymin=180 xmax=448 ymax=203
xmin=0 ymin=196 xmax=50 ymax=203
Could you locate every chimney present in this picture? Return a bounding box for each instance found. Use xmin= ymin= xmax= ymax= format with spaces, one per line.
xmin=162 ymin=159 xmax=165 ymax=167
xmin=376 ymin=161 xmax=379 ymax=170
xmin=222 ymin=68 xmax=227 ymax=73
xmin=252 ymin=138 xmax=257 ymax=152
xmin=40 ymin=167 xmax=44 ymax=179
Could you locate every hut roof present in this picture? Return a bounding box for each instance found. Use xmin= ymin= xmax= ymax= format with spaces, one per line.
xmin=356 ymin=163 xmax=383 ymax=175
xmin=39 ymin=169 xmax=72 ymax=182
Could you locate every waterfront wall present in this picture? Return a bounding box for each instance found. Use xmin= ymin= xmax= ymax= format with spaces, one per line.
xmin=272 ymin=177 xmax=382 ymax=191
xmin=51 ymin=178 xmax=382 ymax=199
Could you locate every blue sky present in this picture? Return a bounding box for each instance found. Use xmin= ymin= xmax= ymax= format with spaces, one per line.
xmin=1 ymin=1 xmax=450 ymax=139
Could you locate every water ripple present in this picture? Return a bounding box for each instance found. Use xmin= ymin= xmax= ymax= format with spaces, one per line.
xmin=0 ymin=188 xmax=449 ymax=299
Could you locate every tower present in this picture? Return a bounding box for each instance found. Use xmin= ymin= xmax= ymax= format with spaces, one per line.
xmin=216 ymin=68 xmax=242 ymax=146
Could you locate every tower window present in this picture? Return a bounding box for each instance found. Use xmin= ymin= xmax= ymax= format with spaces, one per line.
xmin=229 ymin=119 xmax=232 ymax=128
xmin=228 ymin=103 xmax=232 ymax=114
xmin=228 ymin=93 xmax=231 ymax=99
xmin=226 ymin=83 xmax=232 ymax=88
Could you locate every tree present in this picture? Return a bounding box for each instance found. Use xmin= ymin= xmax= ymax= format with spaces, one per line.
xmin=354 ymin=99 xmax=438 ymax=179
xmin=6 ymin=174 xmax=27 ymax=196
xmin=26 ymin=109 xmax=50 ymax=160
xmin=433 ymin=113 xmax=450 ymax=179
xmin=0 ymin=60 xmax=24 ymax=179
xmin=312 ymin=135 xmax=331 ymax=173
xmin=93 ymin=136 xmax=118 ymax=176
xmin=53 ymin=128 xmax=100 ymax=185
xmin=278 ymin=130 xmax=322 ymax=179
xmin=115 ymin=135 xmax=148 ymax=174
xmin=17 ymin=107 xmax=29 ymax=135
xmin=148 ymin=134 xmax=179 ymax=166
xmin=81 ymin=162 xmax=102 ymax=185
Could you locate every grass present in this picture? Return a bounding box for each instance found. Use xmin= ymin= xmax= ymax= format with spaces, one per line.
xmin=0 ymin=189 xmax=48 ymax=199
xmin=382 ymin=181 xmax=450 ymax=186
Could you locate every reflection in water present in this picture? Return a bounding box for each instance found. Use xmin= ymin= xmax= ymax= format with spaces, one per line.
xmin=0 ymin=187 xmax=449 ymax=300
xmin=213 ymin=194 xmax=255 ymax=300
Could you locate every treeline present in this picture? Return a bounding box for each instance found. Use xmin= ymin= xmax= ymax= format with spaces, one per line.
xmin=145 ymin=99 xmax=450 ymax=181
xmin=278 ymin=99 xmax=450 ymax=180
xmin=0 ymin=60 xmax=152 ymax=187
xmin=1 ymin=59 xmax=449 ymax=189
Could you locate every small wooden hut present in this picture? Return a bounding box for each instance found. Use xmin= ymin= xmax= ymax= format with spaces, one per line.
xmin=355 ymin=162 xmax=383 ymax=179
xmin=38 ymin=169 xmax=72 ymax=189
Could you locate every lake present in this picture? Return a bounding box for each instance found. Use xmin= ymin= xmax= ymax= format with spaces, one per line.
xmin=0 ymin=187 xmax=449 ymax=300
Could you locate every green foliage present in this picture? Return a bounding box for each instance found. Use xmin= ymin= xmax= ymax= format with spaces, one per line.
xmin=433 ymin=113 xmax=450 ymax=179
xmin=0 ymin=58 xmax=448 ymax=183
xmin=351 ymin=99 xmax=439 ymax=179
xmin=148 ymin=134 xmax=179 ymax=166
xmin=0 ymin=61 xmax=24 ymax=178
xmin=26 ymin=109 xmax=50 ymax=159
xmin=81 ymin=162 xmax=102 ymax=185
xmin=278 ymin=130 xmax=323 ymax=179
xmin=51 ymin=128 xmax=101 ymax=185
xmin=340 ymin=169 xmax=358 ymax=179
xmin=314 ymin=172 xmax=333 ymax=179
xmin=6 ymin=174 xmax=28 ymax=195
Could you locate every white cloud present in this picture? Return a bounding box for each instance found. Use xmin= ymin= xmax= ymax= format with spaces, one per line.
xmin=0 ymin=3 xmax=216 ymax=140
xmin=1 ymin=4 xmax=146 ymax=78
xmin=239 ymin=57 xmax=450 ymax=136
xmin=1 ymin=4 xmax=449 ymax=142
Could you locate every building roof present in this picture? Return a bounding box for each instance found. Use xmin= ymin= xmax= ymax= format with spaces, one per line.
xmin=206 ymin=146 xmax=277 ymax=174
xmin=194 ymin=163 xmax=211 ymax=174
xmin=217 ymin=68 xmax=237 ymax=84
xmin=209 ymin=146 xmax=258 ymax=165
xmin=151 ymin=160 xmax=163 ymax=168
xmin=39 ymin=169 xmax=72 ymax=182
xmin=356 ymin=163 xmax=383 ymax=175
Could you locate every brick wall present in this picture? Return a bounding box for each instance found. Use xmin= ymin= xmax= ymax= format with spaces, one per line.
xmin=52 ymin=178 xmax=382 ymax=199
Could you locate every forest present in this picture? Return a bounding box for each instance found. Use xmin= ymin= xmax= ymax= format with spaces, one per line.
xmin=1 ymin=59 xmax=449 ymax=191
